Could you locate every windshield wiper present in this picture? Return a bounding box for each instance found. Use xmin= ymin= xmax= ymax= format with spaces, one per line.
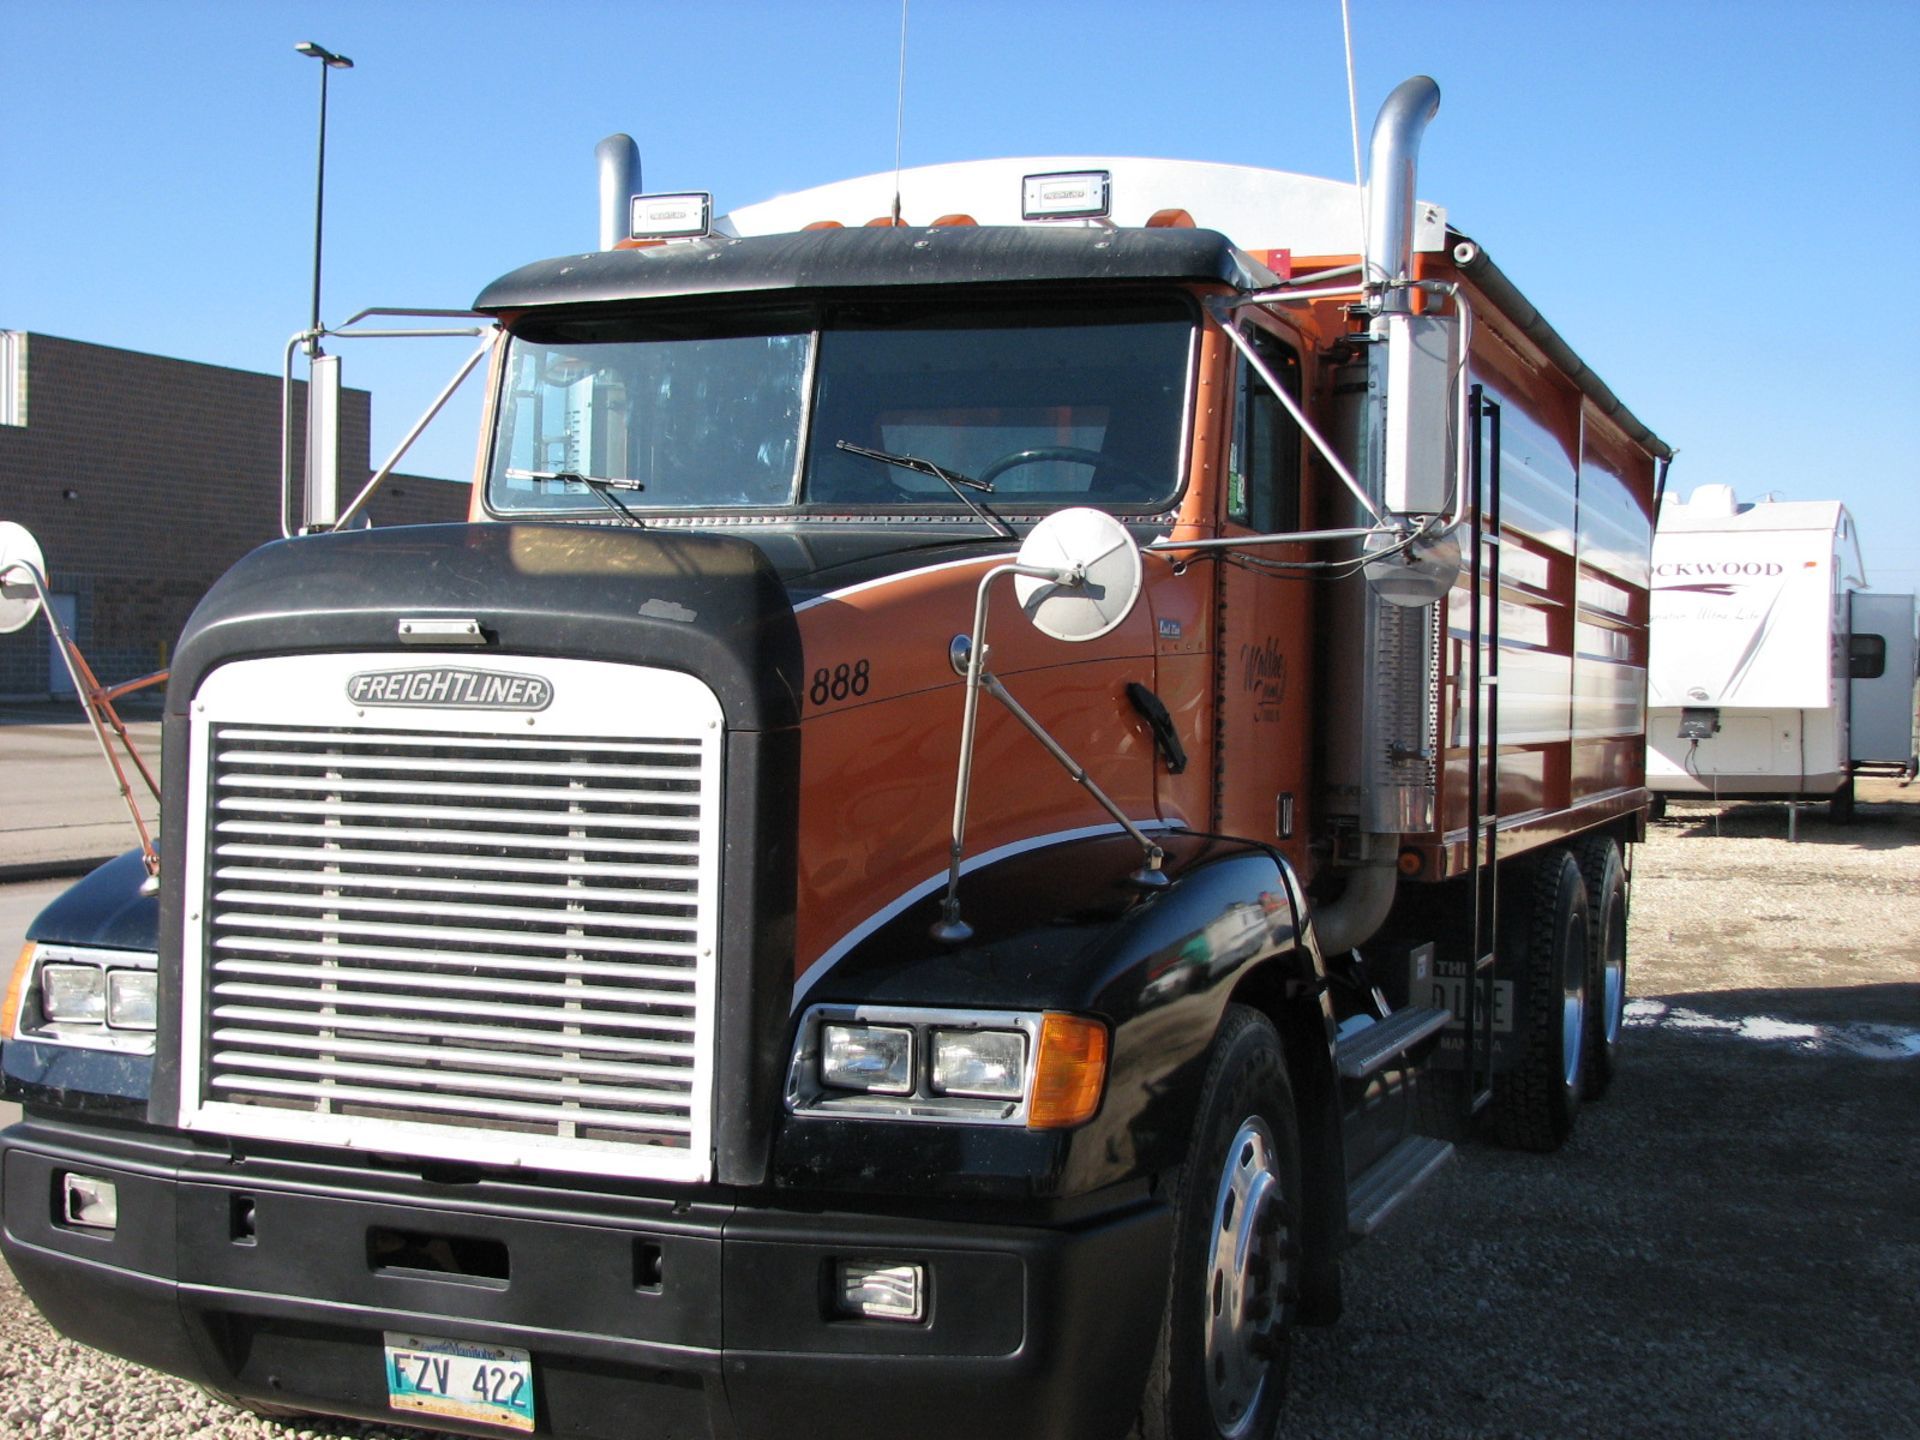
xmin=835 ymin=441 xmax=1014 ymax=540
xmin=504 ymin=467 xmax=646 ymax=527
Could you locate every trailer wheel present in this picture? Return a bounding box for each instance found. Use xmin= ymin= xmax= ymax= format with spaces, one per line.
xmin=1491 ymin=851 xmax=1589 ymax=1151
xmin=1138 ymin=1005 xmax=1301 ymax=1440
xmin=1829 ymin=776 xmax=1856 ymax=825
xmin=1573 ymin=836 xmax=1628 ymax=1101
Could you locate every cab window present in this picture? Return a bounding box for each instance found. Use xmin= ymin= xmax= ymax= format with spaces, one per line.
xmin=1226 ymin=328 xmax=1302 ymax=533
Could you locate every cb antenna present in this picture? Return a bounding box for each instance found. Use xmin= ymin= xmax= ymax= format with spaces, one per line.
xmin=1341 ymin=0 xmax=1367 ymax=254
xmin=891 ymin=0 xmax=909 ymax=226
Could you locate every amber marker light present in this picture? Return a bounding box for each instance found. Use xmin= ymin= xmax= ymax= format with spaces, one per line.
xmin=1 ymin=942 xmax=35 ymax=1038
xmin=1028 ymin=1014 xmax=1109 ymax=1129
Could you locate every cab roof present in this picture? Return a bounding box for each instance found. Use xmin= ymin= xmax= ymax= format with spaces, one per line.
xmin=471 ymin=224 xmax=1273 ymax=313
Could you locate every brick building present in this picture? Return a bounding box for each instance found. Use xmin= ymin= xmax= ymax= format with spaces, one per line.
xmin=0 ymin=331 xmax=469 ymax=700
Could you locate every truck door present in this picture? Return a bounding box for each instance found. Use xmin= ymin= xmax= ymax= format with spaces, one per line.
xmin=1213 ymin=321 xmax=1313 ymax=871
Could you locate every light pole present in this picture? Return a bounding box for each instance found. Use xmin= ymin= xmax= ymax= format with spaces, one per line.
xmin=294 ymin=40 xmax=353 ymax=358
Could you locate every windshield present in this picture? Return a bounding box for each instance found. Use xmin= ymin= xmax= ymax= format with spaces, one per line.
xmin=486 ymin=297 xmax=1194 ymax=517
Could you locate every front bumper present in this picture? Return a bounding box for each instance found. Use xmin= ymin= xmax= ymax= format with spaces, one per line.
xmin=2 ymin=1115 xmax=1168 ymax=1440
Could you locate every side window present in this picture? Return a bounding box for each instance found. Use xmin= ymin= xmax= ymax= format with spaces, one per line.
xmin=1849 ymin=633 xmax=1887 ymax=681
xmin=1226 ymin=328 xmax=1302 ymax=533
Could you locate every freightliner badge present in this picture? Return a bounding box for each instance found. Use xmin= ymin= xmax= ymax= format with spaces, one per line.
xmin=347 ymin=668 xmax=553 ymax=711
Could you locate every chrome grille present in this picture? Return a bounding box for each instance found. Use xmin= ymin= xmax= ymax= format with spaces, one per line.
xmin=181 ymin=656 xmax=723 ymax=1182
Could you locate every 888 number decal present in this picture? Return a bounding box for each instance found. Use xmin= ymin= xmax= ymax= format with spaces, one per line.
xmin=809 ymin=659 xmax=871 ymax=707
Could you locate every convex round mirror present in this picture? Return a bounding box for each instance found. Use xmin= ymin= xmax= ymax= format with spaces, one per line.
xmin=0 ymin=521 xmax=47 ymax=635
xmin=1014 ymin=507 xmax=1143 ymax=642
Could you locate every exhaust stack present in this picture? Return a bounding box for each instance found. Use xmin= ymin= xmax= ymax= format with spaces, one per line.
xmin=1364 ymin=76 xmax=1441 ymax=312
xmin=596 ymin=134 xmax=641 ymax=251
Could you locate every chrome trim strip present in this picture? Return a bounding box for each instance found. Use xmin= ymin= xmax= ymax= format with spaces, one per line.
xmin=790 ymin=818 xmax=1182 ymax=1008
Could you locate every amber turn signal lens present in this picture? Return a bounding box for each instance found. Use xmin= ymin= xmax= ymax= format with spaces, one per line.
xmin=1 ymin=942 xmax=35 ymax=1038
xmin=1028 ymin=1013 xmax=1109 ymax=1129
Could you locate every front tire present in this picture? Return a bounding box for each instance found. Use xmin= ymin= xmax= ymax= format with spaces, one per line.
xmin=1138 ymin=1005 xmax=1302 ymax=1440
xmin=1491 ymin=850 xmax=1589 ymax=1151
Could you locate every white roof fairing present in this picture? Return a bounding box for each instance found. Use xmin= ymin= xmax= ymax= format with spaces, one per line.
xmin=717 ymin=156 xmax=1448 ymax=260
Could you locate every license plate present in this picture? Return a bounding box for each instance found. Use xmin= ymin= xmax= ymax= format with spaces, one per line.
xmin=384 ymin=1331 xmax=535 ymax=1433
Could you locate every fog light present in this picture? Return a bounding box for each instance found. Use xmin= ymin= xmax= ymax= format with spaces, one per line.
xmin=930 ymin=1028 xmax=1026 ymax=1098
xmin=41 ymin=964 xmax=105 ymax=1023
xmin=836 ymin=1259 xmax=924 ymax=1321
xmin=63 ymin=1173 xmax=118 ymax=1231
xmin=821 ymin=1024 xmax=913 ymax=1094
xmin=106 ymin=970 xmax=158 ymax=1030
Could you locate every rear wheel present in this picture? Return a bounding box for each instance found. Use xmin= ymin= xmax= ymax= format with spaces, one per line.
xmin=1829 ymin=776 xmax=1856 ymax=824
xmin=1138 ymin=1005 xmax=1301 ymax=1440
xmin=1491 ymin=850 xmax=1589 ymax=1151
xmin=1573 ymin=836 xmax=1628 ymax=1100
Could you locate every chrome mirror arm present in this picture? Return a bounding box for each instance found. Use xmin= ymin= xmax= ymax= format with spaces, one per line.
xmin=932 ymin=559 xmax=1166 ymax=946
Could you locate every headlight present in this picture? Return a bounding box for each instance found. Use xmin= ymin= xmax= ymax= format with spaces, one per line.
xmin=41 ymin=965 xmax=107 ymax=1023
xmin=791 ymin=1006 xmax=1108 ymax=1128
xmin=930 ymin=1028 xmax=1026 ymax=1098
xmin=6 ymin=944 xmax=160 ymax=1054
xmin=821 ymin=1024 xmax=914 ymax=1094
xmin=106 ymin=970 xmax=159 ymax=1030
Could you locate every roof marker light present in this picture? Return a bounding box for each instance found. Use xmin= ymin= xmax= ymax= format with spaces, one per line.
xmin=1022 ymin=170 xmax=1111 ymax=221
xmin=628 ymin=192 xmax=712 ymax=242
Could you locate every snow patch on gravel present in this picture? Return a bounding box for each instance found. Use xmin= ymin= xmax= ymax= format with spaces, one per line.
xmin=1626 ymin=998 xmax=1920 ymax=1059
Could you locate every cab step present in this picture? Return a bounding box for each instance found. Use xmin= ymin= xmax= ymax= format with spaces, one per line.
xmin=1346 ymin=1134 xmax=1455 ymax=1237
xmin=1334 ymin=1005 xmax=1453 ymax=1080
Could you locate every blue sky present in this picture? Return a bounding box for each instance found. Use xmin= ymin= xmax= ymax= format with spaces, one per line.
xmin=3 ymin=1 xmax=1916 ymax=591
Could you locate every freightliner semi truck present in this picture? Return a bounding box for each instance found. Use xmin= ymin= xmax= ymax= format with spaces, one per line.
xmin=0 ymin=77 xmax=1670 ymax=1440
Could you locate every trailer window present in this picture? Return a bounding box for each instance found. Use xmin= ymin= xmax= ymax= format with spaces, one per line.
xmin=1849 ymin=633 xmax=1887 ymax=680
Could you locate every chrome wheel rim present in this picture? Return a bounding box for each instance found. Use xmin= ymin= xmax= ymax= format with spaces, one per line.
xmin=1204 ymin=1117 xmax=1288 ymax=1437
xmin=1562 ymin=924 xmax=1588 ymax=1091
xmin=1602 ymin=897 xmax=1627 ymax=1049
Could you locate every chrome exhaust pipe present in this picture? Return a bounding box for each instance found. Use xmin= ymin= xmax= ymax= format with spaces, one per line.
xmin=596 ymin=134 xmax=641 ymax=251
xmin=1364 ymin=76 xmax=1441 ymax=311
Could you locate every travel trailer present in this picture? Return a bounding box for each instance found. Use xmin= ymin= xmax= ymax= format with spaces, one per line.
xmin=2 ymin=77 xmax=1669 ymax=1440
xmin=1648 ymin=484 xmax=1918 ymax=819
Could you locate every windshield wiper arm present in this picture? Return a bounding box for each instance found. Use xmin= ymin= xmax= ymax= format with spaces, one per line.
xmin=504 ymin=467 xmax=646 ymax=527
xmin=835 ymin=441 xmax=1014 ymax=540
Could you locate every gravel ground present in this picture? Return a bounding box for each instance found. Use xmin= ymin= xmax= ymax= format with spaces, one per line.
xmin=3 ymin=782 xmax=1916 ymax=1438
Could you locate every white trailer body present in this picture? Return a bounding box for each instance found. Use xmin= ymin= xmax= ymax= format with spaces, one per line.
xmin=1647 ymin=486 xmax=1864 ymax=799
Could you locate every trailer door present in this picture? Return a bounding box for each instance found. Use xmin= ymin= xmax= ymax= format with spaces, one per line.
xmin=1848 ymin=592 xmax=1919 ymax=766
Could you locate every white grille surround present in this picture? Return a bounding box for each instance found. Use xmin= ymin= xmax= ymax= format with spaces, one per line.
xmin=178 ymin=653 xmax=725 ymax=1183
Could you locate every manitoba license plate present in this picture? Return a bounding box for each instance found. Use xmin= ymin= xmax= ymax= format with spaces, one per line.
xmin=384 ymin=1331 xmax=535 ymax=1432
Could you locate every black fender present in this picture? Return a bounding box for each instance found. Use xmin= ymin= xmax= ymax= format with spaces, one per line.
xmin=4 ymin=849 xmax=157 ymax=1115
xmin=774 ymin=829 xmax=1338 ymax=1205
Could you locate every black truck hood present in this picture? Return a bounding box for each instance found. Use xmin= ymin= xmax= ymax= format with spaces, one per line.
xmin=166 ymin=523 xmax=806 ymax=731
